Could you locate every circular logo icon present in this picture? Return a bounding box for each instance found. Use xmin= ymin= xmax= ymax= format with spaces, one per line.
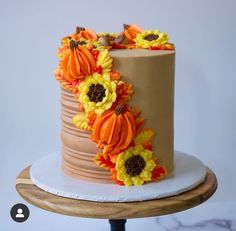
xmin=10 ymin=203 xmax=30 ymax=223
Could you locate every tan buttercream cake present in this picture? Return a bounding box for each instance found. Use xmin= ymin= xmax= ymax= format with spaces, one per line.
xmin=61 ymin=49 xmax=175 ymax=183
xmin=55 ymin=24 xmax=176 ymax=186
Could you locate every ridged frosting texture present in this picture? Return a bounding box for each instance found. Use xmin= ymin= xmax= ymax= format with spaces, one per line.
xmin=61 ymin=88 xmax=114 ymax=183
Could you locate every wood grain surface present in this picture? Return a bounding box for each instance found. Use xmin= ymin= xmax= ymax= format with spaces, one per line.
xmin=16 ymin=166 xmax=217 ymax=219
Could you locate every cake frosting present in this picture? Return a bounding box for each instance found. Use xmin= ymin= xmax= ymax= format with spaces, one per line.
xmin=55 ymin=24 xmax=175 ymax=186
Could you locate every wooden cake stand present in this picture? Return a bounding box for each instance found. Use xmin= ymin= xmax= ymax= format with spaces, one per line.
xmin=16 ymin=166 xmax=217 ymax=231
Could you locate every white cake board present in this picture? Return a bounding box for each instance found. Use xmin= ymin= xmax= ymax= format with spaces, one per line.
xmin=30 ymin=151 xmax=207 ymax=202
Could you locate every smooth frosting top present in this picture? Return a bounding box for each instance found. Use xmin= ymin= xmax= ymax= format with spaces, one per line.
xmin=109 ymin=49 xmax=175 ymax=58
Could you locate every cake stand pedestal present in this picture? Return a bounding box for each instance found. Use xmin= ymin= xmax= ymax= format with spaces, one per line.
xmin=16 ymin=166 xmax=217 ymax=231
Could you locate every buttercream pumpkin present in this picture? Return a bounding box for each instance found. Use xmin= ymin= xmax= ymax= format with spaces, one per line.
xmin=123 ymin=24 xmax=143 ymax=43
xmin=92 ymin=104 xmax=137 ymax=152
xmin=72 ymin=27 xmax=97 ymax=41
xmin=60 ymin=45 xmax=96 ymax=83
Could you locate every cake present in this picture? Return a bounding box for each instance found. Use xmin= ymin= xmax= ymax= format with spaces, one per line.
xmin=55 ymin=24 xmax=175 ymax=186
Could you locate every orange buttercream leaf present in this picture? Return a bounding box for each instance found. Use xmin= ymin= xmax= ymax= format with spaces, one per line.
xmin=135 ymin=118 xmax=144 ymax=132
xmin=79 ymin=104 xmax=84 ymax=111
xmin=111 ymin=168 xmax=125 ymax=185
xmin=57 ymin=44 xmax=70 ymax=59
xmin=110 ymin=71 xmax=121 ymax=81
xmin=134 ymin=128 xmax=155 ymax=145
xmin=111 ymin=43 xmax=127 ymax=49
xmin=95 ymin=153 xmax=115 ymax=169
xmin=88 ymin=112 xmax=97 ymax=128
xmin=54 ymin=68 xmax=80 ymax=94
xmin=150 ymin=43 xmax=175 ymax=51
xmin=142 ymin=142 xmax=153 ymax=151
xmin=115 ymin=82 xmax=133 ymax=105
xmin=103 ymin=145 xmax=122 ymax=158
xmin=151 ymin=165 xmax=167 ymax=181
xmin=125 ymin=44 xmax=137 ymax=49
xmin=127 ymin=105 xmax=141 ymax=118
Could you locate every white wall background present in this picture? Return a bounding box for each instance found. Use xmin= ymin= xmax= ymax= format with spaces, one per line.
xmin=0 ymin=0 xmax=235 ymax=230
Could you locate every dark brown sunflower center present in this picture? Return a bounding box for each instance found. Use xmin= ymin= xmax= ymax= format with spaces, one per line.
xmin=144 ymin=34 xmax=159 ymax=41
xmin=70 ymin=40 xmax=87 ymax=50
xmin=124 ymin=155 xmax=146 ymax=177
xmin=87 ymin=84 xmax=106 ymax=103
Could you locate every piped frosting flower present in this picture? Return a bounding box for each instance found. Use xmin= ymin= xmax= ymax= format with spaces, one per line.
xmin=54 ymin=67 xmax=79 ymax=94
xmin=115 ymin=145 xmax=155 ymax=186
xmin=134 ymin=30 xmax=169 ymax=48
xmin=78 ymin=73 xmax=117 ymax=115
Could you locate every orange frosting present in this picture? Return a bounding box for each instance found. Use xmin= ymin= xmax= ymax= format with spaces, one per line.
xmin=123 ymin=24 xmax=143 ymax=43
xmin=92 ymin=104 xmax=137 ymax=154
xmin=72 ymin=28 xmax=97 ymax=41
xmin=60 ymin=46 xmax=96 ymax=83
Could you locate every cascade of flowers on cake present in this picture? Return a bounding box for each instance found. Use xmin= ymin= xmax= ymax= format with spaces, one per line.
xmin=55 ymin=24 xmax=175 ymax=186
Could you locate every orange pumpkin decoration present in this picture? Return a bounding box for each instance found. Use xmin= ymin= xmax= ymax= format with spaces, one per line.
xmin=60 ymin=44 xmax=96 ymax=83
xmin=123 ymin=24 xmax=143 ymax=43
xmin=71 ymin=26 xmax=97 ymax=41
xmin=92 ymin=104 xmax=137 ymax=152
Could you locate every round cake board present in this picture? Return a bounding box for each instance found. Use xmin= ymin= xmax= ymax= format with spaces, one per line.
xmin=30 ymin=151 xmax=207 ymax=202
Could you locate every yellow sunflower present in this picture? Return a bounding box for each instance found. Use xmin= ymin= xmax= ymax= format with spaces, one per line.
xmin=78 ymin=73 xmax=117 ymax=115
xmin=134 ymin=30 xmax=169 ymax=48
xmin=116 ymin=145 xmax=155 ymax=186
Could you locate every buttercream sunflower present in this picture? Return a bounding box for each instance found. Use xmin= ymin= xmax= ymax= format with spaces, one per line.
xmin=116 ymin=145 xmax=155 ymax=186
xmin=78 ymin=73 xmax=117 ymax=115
xmin=134 ymin=30 xmax=169 ymax=48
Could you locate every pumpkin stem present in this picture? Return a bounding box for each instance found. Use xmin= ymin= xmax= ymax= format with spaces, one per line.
xmin=76 ymin=26 xmax=85 ymax=34
xmin=115 ymin=104 xmax=125 ymax=115
xmin=123 ymin=24 xmax=130 ymax=30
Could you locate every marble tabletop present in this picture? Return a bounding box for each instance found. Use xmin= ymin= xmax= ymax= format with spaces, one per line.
xmin=125 ymin=201 xmax=236 ymax=231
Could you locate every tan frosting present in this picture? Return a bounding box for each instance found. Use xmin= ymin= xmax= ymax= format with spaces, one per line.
xmin=61 ymin=49 xmax=175 ymax=184
xmin=61 ymin=89 xmax=114 ymax=184
xmin=110 ymin=49 xmax=175 ymax=172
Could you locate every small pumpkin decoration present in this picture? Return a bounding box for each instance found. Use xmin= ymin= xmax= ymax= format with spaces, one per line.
xmin=60 ymin=42 xmax=96 ymax=82
xmin=71 ymin=26 xmax=98 ymax=41
xmin=123 ymin=24 xmax=143 ymax=43
xmin=92 ymin=104 xmax=137 ymax=151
